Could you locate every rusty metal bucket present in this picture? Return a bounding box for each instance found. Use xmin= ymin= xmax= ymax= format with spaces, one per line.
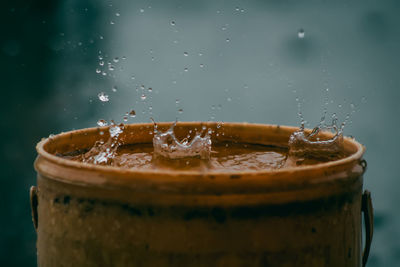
xmin=31 ymin=122 xmax=373 ymax=267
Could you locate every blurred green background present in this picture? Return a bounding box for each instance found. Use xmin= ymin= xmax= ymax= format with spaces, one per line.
xmin=1 ymin=0 xmax=399 ymax=266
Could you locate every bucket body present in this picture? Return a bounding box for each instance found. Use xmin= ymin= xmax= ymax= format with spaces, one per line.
xmin=32 ymin=122 xmax=369 ymax=267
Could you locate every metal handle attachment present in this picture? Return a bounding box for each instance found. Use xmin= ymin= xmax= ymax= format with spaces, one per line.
xmin=30 ymin=186 xmax=38 ymax=231
xmin=361 ymin=190 xmax=373 ymax=267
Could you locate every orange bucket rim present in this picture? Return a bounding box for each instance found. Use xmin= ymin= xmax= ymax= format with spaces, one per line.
xmin=35 ymin=122 xmax=365 ymax=179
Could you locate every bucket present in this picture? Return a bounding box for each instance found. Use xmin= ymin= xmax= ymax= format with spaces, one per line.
xmin=31 ymin=122 xmax=373 ymax=267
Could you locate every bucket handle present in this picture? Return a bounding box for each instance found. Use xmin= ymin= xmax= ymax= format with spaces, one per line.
xmin=30 ymin=186 xmax=38 ymax=231
xmin=361 ymin=190 xmax=373 ymax=267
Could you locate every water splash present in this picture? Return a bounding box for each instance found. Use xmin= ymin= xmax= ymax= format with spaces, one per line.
xmin=287 ymin=113 xmax=344 ymax=164
xmin=152 ymin=120 xmax=211 ymax=159
xmin=83 ymin=122 xmax=124 ymax=165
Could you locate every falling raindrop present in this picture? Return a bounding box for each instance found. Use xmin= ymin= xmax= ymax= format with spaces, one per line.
xmin=98 ymin=92 xmax=109 ymax=102
xmin=361 ymin=96 xmax=367 ymax=103
xmin=129 ymin=110 xmax=136 ymax=117
xmin=298 ymin=29 xmax=305 ymax=39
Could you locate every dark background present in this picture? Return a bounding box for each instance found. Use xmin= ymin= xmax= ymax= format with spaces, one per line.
xmin=1 ymin=0 xmax=399 ymax=266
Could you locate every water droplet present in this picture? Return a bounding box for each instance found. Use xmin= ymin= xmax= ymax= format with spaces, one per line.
xmin=96 ymin=68 xmax=101 ymax=74
xmin=183 ymin=52 xmax=188 ymax=56
xmin=240 ymin=8 xmax=244 ymax=12
xmin=122 ymin=56 xmax=126 ymax=60
xmin=99 ymin=61 xmax=104 ymax=66
xmin=97 ymin=119 xmax=107 ymax=127
xmin=129 ymin=110 xmax=136 ymax=117
xmin=227 ymin=97 xmax=232 ymax=102
xmin=140 ymin=8 xmax=144 ymax=13
xmin=198 ymin=52 xmax=203 ymax=56
xmin=108 ymin=65 xmax=115 ymax=71
xmin=123 ymin=116 xmax=128 ymax=122
xmin=235 ymin=7 xmax=240 ymax=11
xmin=109 ymin=125 xmax=123 ymax=138
xmin=113 ymin=57 xmax=119 ymax=63
xmin=111 ymin=86 xmax=117 ymax=92
xmin=298 ymin=29 xmax=305 ymax=38
xmin=99 ymin=35 xmax=104 ymax=40
xmin=226 ymin=38 xmax=230 ymax=42
xmin=148 ymin=87 xmax=153 ymax=92
xmin=200 ymin=64 xmax=204 ymax=68
xmin=184 ymin=67 xmax=188 ymax=72
xmin=170 ymin=21 xmax=175 ymax=26
xmin=141 ymin=94 xmax=146 ymax=100
xmin=102 ymin=71 xmax=107 ymax=76
xmin=110 ymin=21 xmax=115 ymax=25
xmin=361 ymin=96 xmax=367 ymax=103
xmin=115 ymin=12 xmax=120 ymax=16
xmin=98 ymin=92 xmax=109 ymax=102
xmin=140 ymin=85 xmax=145 ymax=90
xmin=175 ymin=99 xmax=180 ymax=104
xmin=131 ymin=75 xmax=135 ymax=80
xmin=178 ymin=108 xmax=183 ymax=114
